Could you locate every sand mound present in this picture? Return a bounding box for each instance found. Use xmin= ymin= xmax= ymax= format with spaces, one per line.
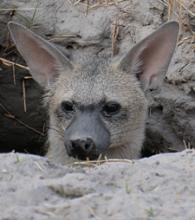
xmin=0 ymin=150 xmax=195 ymax=219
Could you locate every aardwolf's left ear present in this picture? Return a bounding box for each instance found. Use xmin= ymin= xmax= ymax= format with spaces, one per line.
xmin=118 ymin=21 xmax=179 ymax=90
xmin=8 ymin=22 xmax=73 ymax=87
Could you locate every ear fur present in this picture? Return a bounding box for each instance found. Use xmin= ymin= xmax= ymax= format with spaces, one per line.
xmin=118 ymin=21 xmax=179 ymax=90
xmin=8 ymin=22 xmax=73 ymax=87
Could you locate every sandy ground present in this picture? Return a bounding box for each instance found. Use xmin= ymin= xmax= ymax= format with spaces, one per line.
xmin=0 ymin=150 xmax=195 ymax=220
xmin=0 ymin=2 xmax=194 ymax=219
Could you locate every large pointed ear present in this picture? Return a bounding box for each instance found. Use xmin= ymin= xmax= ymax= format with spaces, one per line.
xmin=118 ymin=21 xmax=179 ymax=90
xmin=8 ymin=22 xmax=73 ymax=87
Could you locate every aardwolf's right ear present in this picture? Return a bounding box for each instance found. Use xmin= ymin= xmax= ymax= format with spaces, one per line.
xmin=8 ymin=22 xmax=73 ymax=87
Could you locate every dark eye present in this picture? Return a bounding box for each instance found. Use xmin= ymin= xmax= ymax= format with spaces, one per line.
xmin=61 ymin=101 xmax=74 ymax=113
xmin=102 ymin=102 xmax=121 ymax=117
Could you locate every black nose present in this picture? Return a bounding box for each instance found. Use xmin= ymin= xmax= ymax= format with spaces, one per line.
xmin=71 ymin=138 xmax=95 ymax=153
xmin=67 ymin=138 xmax=97 ymax=160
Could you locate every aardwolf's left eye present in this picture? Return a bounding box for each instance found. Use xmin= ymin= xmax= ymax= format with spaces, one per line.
xmin=61 ymin=101 xmax=74 ymax=113
xmin=102 ymin=102 xmax=121 ymax=117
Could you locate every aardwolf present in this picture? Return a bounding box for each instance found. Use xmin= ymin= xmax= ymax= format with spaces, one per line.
xmin=8 ymin=21 xmax=179 ymax=164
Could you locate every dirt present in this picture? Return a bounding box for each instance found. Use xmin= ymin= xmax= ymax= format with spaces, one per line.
xmin=0 ymin=1 xmax=194 ymax=219
xmin=0 ymin=150 xmax=195 ymax=220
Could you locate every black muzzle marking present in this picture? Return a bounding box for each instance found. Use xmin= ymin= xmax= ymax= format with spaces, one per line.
xmin=64 ymin=107 xmax=110 ymax=160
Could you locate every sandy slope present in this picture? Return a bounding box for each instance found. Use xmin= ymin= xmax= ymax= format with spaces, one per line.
xmin=0 ymin=150 xmax=195 ymax=220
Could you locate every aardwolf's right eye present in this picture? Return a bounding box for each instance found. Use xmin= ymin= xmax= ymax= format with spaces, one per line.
xmin=61 ymin=101 xmax=74 ymax=113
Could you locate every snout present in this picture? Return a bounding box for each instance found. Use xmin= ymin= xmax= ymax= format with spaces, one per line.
xmin=64 ymin=110 xmax=110 ymax=160
xmin=65 ymin=137 xmax=98 ymax=160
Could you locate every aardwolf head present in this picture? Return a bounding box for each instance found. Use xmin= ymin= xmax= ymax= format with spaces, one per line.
xmin=8 ymin=21 xmax=178 ymax=163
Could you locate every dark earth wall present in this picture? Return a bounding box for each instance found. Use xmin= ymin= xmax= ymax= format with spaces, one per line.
xmin=0 ymin=63 xmax=46 ymax=155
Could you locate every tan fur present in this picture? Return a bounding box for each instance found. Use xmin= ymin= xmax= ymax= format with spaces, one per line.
xmin=45 ymin=59 xmax=147 ymax=164
xmin=8 ymin=21 xmax=179 ymax=164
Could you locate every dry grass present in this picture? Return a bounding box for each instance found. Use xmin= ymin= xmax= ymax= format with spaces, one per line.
xmin=0 ymin=57 xmax=29 ymax=70
xmin=71 ymin=0 xmax=194 ymax=47
xmin=0 ymin=102 xmax=45 ymax=136
xmin=72 ymin=0 xmax=127 ymax=7
xmin=160 ymin=0 xmax=195 ymax=34
xmin=0 ymin=56 xmax=44 ymax=137
xmin=0 ymin=57 xmax=32 ymax=113
xmin=73 ymin=158 xmax=134 ymax=167
xmin=71 ymin=0 xmax=128 ymax=15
